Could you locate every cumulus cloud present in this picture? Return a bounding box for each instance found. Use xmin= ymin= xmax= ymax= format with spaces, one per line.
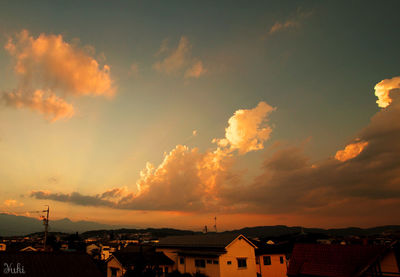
xmin=214 ymin=101 xmax=276 ymax=154
xmin=374 ymin=76 xmax=400 ymax=108
xmin=153 ymin=36 xmax=206 ymax=79
xmin=335 ymin=140 xmax=368 ymax=162
xmin=222 ymin=80 xmax=400 ymax=216
xmin=31 ymin=102 xmax=274 ymax=211
xmin=31 ymin=75 xmax=400 ymax=221
xmin=2 ymin=30 xmax=115 ymax=121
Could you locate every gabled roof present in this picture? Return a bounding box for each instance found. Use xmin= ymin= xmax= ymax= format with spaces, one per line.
xmin=0 ymin=252 xmax=103 ymax=277
xmin=158 ymin=233 xmax=251 ymax=249
xmin=287 ymin=243 xmax=386 ymax=277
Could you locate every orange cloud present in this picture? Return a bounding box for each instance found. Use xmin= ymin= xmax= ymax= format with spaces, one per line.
xmin=269 ymin=20 xmax=298 ymax=34
xmin=374 ymin=76 xmax=400 ymax=108
xmin=154 ymin=36 xmax=206 ymax=79
xmin=266 ymin=9 xmax=312 ymax=37
xmin=215 ymin=101 xmax=276 ymax=154
xmin=3 ymin=89 xmax=74 ymax=122
xmin=2 ymin=30 xmax=115 ymax=121
xmin=185 ymin=60 xmax=206 ymax=79
xmin=3 ymin=199 xmax=24 ymax=207
xmin=335 ymin=141 xmax=368 ymax=162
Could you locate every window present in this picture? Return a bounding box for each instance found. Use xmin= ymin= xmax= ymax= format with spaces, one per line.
xmin=213 ymin=260 xmax=219 ymax=265
xmin=263 ymin=256 xmax=271 ymax=265
xmin=237 ymin=258 xmax=247 ymax=268
xmin=280 ymin=256 xmax=284 ymax=264
xmin=179 ymin=257 xmax=185 ymax=264
xmin=227 ymin=261 xmax=232 ymax=265
xmin=110 ymin=267 xmax=118 ymax=277
xmin=256 ymin=256 xmax=259 ymax=264
xmin=207 ymin=260 xmax=212 ymax=264
xmin=195 ymin=259 xmax=206 ymax=268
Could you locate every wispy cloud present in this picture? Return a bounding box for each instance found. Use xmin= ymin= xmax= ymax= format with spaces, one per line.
xmin=266 ymin=9 xmax=313 ymax=37
xmin=2 ymin=30 xmax=115 ymax=121
xmin=153 ymin=36 xmax=206 ymax=79
xmin=3 ymin=199 xmax=24 ymax=207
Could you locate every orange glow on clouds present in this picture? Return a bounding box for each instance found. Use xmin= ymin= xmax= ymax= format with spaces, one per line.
xmin=3 ymin=89 xmax=74 ymax=122
xmin=374 ymin=76 xmax=400 ymax=108
xmin=335 ymin=140 xmax=368 ymax=162
xmin=216 ymin=101 xmax=276 ymax=154
xmin=2 ymin=30 xmax=114 ymax=121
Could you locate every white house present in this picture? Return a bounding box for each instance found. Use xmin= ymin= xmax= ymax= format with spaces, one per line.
xmin=157 ymin=233 xmax=257 ymax=277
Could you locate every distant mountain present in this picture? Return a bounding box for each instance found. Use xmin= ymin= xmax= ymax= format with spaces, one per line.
xmin=224 ymin=225 xmax=400 ymax=238
xmin=1 ymin=213 xmax=399 ymax=238
xmin=0 ymin=213 xmax=118 ymax=236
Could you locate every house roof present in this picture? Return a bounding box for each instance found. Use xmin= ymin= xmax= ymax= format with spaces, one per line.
xmin=255 ymin=243 xmax=290 ymax=255
xmin=287 ymin=243 xmax=386 ymax=277
xmin=0 ymin=252 xmax=103 ymax=277
xmin=157 ymin=233 xmax=249 ymax=249
xmin=112 ymin=251 xmax=174 ymax=267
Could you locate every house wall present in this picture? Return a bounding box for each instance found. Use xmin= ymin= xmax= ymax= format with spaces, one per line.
xmin=178 ymin=256 xmax=220 ymax=277
xmin=257 ymin=254 xmax=287 ymax=277
xmin=219 ymin=237 xmax=257 ymax=277
xmin=380 ymin=250 xmax=400 ymax=274
xmin=107 ymin=257 xmax=125 ymax=277
xmin=157 ymin=248 xmax=179 ymax=270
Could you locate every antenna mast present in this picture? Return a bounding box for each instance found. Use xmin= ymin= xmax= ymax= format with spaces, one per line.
xmin=41 ymin=205 xmax=49 ymax=251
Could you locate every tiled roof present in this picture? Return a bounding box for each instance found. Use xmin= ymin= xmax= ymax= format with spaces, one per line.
xmin=287 ymin=243 xmax=386 ymax=277
xmin=157 ymin=233 xmax=241 ymax=249
xmin=0 ymin=252 xmax=103 ymax=277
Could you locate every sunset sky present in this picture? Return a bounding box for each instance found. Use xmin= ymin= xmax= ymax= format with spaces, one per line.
xmin=1 ymin=1 xmax=400 ymax=231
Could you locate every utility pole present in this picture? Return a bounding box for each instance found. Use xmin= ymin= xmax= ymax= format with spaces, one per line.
xmin=41 ymin=205 xmax=49 ymax=251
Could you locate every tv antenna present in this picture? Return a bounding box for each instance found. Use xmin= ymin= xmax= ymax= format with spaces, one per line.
xmin=40 ymin=205 xmax=50 ymax=251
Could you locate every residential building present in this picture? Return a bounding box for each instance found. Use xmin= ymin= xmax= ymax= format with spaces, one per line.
xmin=106 ymin=251 xmax=174 ymax=277
xmin=287 ymin=243 xmax=400 ymax=277
xmin=255 ymin=244 xmax=288 ymax=277
xmin=157 ymin=233 xmax=257 ymax=277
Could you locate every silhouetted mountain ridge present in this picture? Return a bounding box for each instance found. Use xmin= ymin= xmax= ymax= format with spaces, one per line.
xmin=1 ymin=213 xmax=399 ymax=238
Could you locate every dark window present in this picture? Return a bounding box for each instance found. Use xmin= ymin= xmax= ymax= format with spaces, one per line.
xmin=179 ymin=257 xmax=185 ymax=264
xmin=195 ymin=259 xmax=206 ymax=268
xmin=256 ymin=256 xmax=259 ymax=264
xmin=280 ymin=256 xmax=284 ymax=264
xmin=207 ymin=260 xmax=212 ymax=264
xmin=263 ymin=256 xmax=271 ymax=265
xmin=227 ymin=261 xmax=232 ymax=265
xmin=165 ymin=267 xmax=168 ymax=274
xmin=110 ymin=267 xmax=118 ymax=277
xmin=237 ymin=258 xmax=247 ymax=268
xmin=213 ymin=260 xmax=219 ymax=265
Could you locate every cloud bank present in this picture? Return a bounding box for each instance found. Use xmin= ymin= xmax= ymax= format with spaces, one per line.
xmin=31 ymin=102 xmax=275 ymax=211
xmin=30 ymin=77 xmax=400 ymax=222
xmin=2 ymin=30 xmax=115 ymax=121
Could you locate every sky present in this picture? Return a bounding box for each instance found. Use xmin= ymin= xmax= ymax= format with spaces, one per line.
xmin=1 ymin=0 xmax=400 ymax=231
